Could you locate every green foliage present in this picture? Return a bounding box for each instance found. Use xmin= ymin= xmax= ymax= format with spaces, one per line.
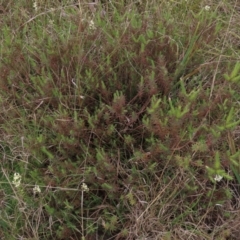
xmin=0 ymin=0 xmax=240 ymax=239
xmin=224 ymin=62 xmax=240 ymax=83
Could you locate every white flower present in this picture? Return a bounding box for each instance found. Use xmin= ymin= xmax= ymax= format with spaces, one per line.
xmin=33 ymin=185 xmax=41 ymax=194
xmin=204 ymin=5 xmax=211 ymax=11
xmin=214 ymin=175 xmax=223 ymax=182
xmin=81 ymin=183 xmax=89 ymax=192
xmin=12 ymin=173 xmax=21 ymax=188
xmin=89 ymin=20 xmax=96 ymax=30
xmin=33 ymin=1 xmax=38 ymax=11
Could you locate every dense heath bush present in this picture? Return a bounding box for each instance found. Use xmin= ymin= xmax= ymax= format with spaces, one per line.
xmin=0 ymin=0 xmax=240 ymax=239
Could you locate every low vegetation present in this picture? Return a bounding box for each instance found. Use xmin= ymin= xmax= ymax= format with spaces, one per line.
xmin=0 ymin=0 xmax=240 ymax=239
